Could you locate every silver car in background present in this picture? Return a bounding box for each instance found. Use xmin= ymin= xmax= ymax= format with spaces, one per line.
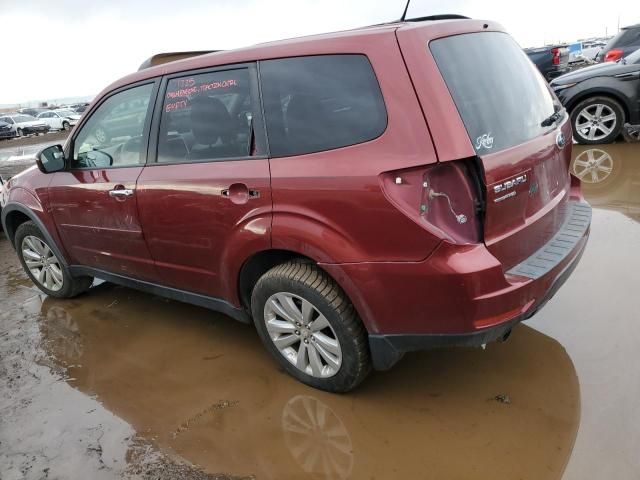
xmin=37 ymin=109 xmax=82 ymax=131
xmin=0 ymin=114 xmax=50 ymax=137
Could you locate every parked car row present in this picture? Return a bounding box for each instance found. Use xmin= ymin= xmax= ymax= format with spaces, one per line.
xmin=0 ymin=107 xmax=85 ymax=140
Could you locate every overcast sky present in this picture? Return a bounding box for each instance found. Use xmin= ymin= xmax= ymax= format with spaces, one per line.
xmin=1 ymin=0 xmax=638 ymax=105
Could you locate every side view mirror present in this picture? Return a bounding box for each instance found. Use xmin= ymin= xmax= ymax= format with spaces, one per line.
xmin=36 ymin=145 xmax=66 ymax=174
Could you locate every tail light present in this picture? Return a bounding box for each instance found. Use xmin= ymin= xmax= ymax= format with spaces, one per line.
xmin=551 ymin=47 xmax=561 ymax=65
xmin=604 ymin=49 xmax=624 ymax=62
xmin=381 ymin=160 xmax=483 ymax=244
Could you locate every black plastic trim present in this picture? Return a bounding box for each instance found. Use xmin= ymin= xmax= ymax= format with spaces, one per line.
xmin=68 ymin=266 xmax=251 ymax=324
xmin=368 ymin=229 xmax=588 ymax=371
xmin=1 ymin=203 xmax=69 ymax=266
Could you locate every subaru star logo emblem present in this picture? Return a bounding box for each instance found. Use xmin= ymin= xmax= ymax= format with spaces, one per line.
xmin=556 ymin=132 xmax=567 ymax=149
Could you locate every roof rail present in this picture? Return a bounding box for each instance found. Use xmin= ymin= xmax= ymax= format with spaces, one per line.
xmin=405 ymin=14 xmax=470 ymax=22
xmin=138 ymin=51 xmax=221 ymax=71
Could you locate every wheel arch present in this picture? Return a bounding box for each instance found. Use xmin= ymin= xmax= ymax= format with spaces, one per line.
xmin=566 ymin=89 xmax=631 ymax=122
xmin=1 ymin=203 xmax=69 ymax=266
xmin=238 ymin=249 xmax=315 ymax=310
xmin=237 ymin=248 xmax=373 ymax=334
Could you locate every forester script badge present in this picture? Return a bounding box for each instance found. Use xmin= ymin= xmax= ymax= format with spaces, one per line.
xmin=476 ymin=133 xmax=494 ymax=150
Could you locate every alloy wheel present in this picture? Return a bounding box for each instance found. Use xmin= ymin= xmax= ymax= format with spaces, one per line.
xmin=21 ymin=235 xmax=64 ymax=291
xmin=572 ymin=148 xmax=613 ymax=183
xmin=575 ymin=104 xmax=617 ymax=142
xmin=264 ymin=292 xmax=342 ymax=378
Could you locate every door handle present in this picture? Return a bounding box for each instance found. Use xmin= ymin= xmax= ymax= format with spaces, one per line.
xmin=109 ymin=188 xmax=134 ymax=198
xmin=221 ymin=183 xmax=260 ymax=204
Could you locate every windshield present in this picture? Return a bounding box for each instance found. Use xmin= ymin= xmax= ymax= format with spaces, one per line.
xmin=431 ymin=32 xmax=556 ymax=154
xmin=56 ymin=109 xmax=76 ymax=117
xmin=624 ymin=49 xmax=640 ymax=64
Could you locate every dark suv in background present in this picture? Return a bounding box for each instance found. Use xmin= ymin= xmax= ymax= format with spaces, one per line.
xmin=525 ymin=44 xmax=571 ymax=80
xmin=2 ymin=16 xmax=590 ymax=392
xmin=597 ymin=24 xmax=640 ymax=62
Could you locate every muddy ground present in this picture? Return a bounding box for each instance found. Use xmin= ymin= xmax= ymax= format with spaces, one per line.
xmin=1 ymin=143 xmax=639 ymax=479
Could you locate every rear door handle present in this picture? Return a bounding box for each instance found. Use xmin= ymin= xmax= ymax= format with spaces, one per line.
xmin=109 ymin=187 xmax=134 ymax=198
xmin=221 ymin=183 xmax=260 ymax=204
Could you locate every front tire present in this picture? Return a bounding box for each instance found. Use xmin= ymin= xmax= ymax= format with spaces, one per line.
xmin=15 ymin=221 xmax=93 ymax=298
xmin=16 ymin=128 xmax=23 ymax=137
xmin=571 ymin=96 xmax=624 ymax=144
xmin=62 ymin=121 xmax=70 ymax=131
xmin=252 ymin=261 xmax=371 ymax=393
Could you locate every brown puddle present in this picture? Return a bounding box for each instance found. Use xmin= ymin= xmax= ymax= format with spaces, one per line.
xmin=36 ymin=284 xmax=580 ymax=480
xmin=2 ymin=141 xmax=640 ymax=479
xmin=571 ymin=142 xmax=640 ymax=222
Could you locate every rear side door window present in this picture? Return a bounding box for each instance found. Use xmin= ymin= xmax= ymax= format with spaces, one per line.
xmin=259 ymin=54 xmax=387 ymax=157
xmin=156 ymin=68 xmax=255 ymax=163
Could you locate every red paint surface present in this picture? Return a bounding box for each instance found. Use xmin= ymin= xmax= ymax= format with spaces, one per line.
xmin=5 ymin=19 xmax=589 ymax=338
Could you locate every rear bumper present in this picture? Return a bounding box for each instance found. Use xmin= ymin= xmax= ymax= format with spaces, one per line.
xmin=321 ymin=201 xmax=591 ymax=371
xmin=368 ymin=231 xmax=587 ymax=370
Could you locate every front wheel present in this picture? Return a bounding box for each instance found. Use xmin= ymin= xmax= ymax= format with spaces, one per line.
xmin=571 ymin=96 xmax=625 ymax=144
xmin=15 ymin=221 xmax=93 ymax=298
xmin=252 ymin=260 xmax=371 ymax=392
xmin=62 ymin=121 xmax=70 ymax=131
xmin=16 ymin=128 xmax=23 ymax=137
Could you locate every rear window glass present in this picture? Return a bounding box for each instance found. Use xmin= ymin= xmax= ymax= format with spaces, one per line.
xmin=610 ymin=28 xmax=640 ymax=47
xmin=260 ymin=55 xmax=387 ymax=157
xmin=431 ymin=32 xmax=557 ymax=154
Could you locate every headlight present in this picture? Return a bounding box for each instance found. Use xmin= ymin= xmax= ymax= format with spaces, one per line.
xmin=552 ymin=82 xmax=578 ymax=91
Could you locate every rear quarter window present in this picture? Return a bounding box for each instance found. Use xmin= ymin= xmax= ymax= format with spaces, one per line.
xmin=260 ymin=54 xmax=387 ymax=157
xmin=431 ymin=32 xmax=557 ymax=154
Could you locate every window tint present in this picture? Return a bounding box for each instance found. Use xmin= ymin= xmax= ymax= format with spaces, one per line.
xmin=431 ymin=32 xmax=556 ymax=154
xmin=157 ymin=69 xmax=253 ymax=163
xmin=72 ymin=84 xmax=153 ymax=169
xmin=260 ymin=55 xmax=387 ymax=157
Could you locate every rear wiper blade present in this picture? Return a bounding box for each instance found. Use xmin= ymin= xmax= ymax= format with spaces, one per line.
xmin=541 ymin=106 xmax=564 ymax=127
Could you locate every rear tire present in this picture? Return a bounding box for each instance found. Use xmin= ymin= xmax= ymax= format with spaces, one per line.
xmin=15 ymin=221 xmax=93 ymax=298
xmin=251 ymin=260 xmax=371 ymax=393
xmin=16 ymin=128 xmax=23 ymax=137
xmin=571 ymin=96 xmax=624 ymax=144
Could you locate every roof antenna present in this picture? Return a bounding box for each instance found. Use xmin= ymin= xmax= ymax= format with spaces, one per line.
xmin=400 ymin=0 xmax=411 ymax=21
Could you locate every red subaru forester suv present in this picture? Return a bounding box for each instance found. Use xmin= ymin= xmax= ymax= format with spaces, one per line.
xmin=2 ymin=16 xmax=590 ymax=392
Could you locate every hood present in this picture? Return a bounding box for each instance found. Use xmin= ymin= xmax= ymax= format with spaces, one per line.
xmin=66 ymin=114 xmax=81 ymax=120
xmin=6 ymin=165 xmax=38 ymax=188
xmin=551 ymin=61 xmax=640 ymax=85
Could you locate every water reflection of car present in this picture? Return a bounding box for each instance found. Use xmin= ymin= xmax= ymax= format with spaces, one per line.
xmin=551 ymin=48 xmax=640 ymax=144
xmin=572 ymin=144 xmax=640 ymax=221
xmin=0 ymin=121 xmax=15 ymax=140
xmin=0 ymin=114 xmax=50 ymax=137
xmin=37 ymin=109 xmax=81 ymax=131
